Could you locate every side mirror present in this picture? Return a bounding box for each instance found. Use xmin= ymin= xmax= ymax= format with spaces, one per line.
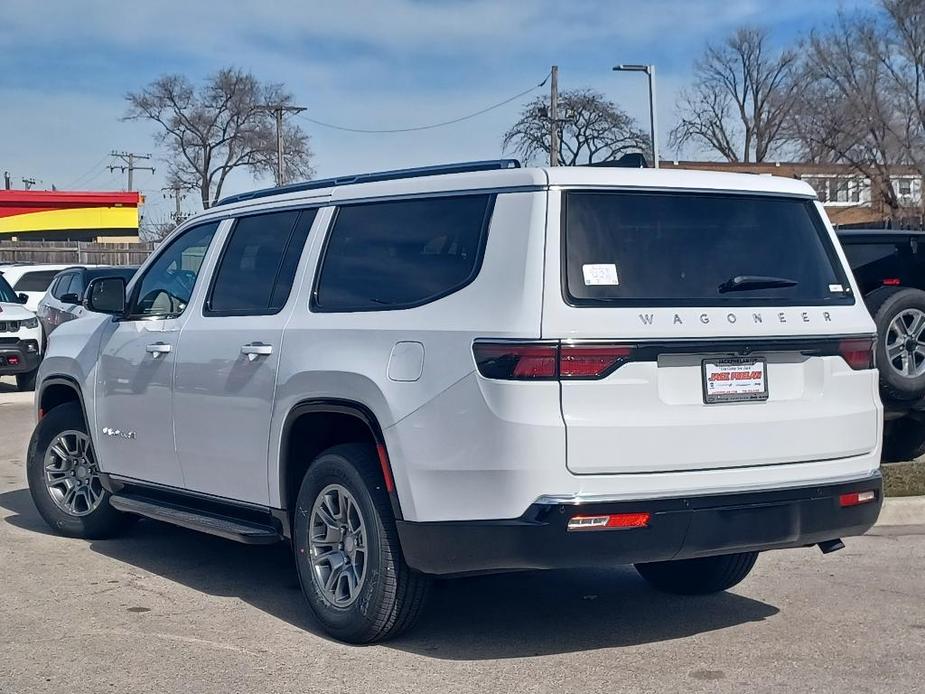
xmin=84 ymin=277 xmax=127 ymax=315
xmin=17 ymin=293 xmax=28 ymax=304
xmin=60 ymin=293 xmax=80 ymax=305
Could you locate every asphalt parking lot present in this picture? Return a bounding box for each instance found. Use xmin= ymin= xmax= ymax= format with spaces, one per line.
xmin=1 ymin=377 xmax=923 ymax=694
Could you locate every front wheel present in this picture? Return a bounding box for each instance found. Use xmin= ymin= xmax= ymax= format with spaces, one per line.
xmin=293 ymin=443 xmax=430 ymax=643
xmin=26 ymin=402 xmax=133 ymax=539
xmin=635 ymin=552 xmax=759 ymax=595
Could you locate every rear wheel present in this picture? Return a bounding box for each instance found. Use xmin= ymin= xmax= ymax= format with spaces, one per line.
xmin=882 ymin=415 xmax=925 ymax=462
xmin=293 ymin=443 xmax=430 ymax=643
xmin=635 ymin=552 xmax=759 ymax=595
xmin=867 ymin=287 xmax=925 ymax=402
xmin=26 ymin=402 xmax=133 ymax=539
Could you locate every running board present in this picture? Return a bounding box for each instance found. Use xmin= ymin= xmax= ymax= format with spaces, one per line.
xmin=109 ymin=494 xmax=283 ymax=545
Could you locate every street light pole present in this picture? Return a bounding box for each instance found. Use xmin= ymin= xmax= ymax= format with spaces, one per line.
xmin=613 ymin=64 xmax=659 ymax=168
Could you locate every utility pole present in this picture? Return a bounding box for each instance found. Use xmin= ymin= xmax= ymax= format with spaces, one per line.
xmin=549 ymin=65 xmax=559 ymax=167
xmin=162 ymin=184 xmax=188 ymax=224
xmin=265 ymin=104 xmax=306 ymax=185
xmin=108 ymin=151 xmax=155 ymax=191
xmin=3 ymin=171 xmax=10 ymax=190
xmin=21 ymin=177 xmax=36 ymax=190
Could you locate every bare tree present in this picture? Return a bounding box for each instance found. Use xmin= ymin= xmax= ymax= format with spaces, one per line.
xmin=788 ymin=10 xmax=907 ymax=217
xmin=126 ymin=69 xmax=314 ymax=209
xmin=876 ymin=0 xmax=925 ymax=178
xmin=503 ymin=88 xmax=649 ymax=165
xmin=671 ymin=27 xmax=799 ymax=162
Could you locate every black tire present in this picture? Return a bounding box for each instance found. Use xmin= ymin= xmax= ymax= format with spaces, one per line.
xmin=26 ymin=402 xmax=132 ymax=539
xmin=293 ymin=443 xmax=430 ymax=643
xmin=882 ymin=415 xmax=925 ymax=462
xmin=635 ymin=551 xmax=759 ymax=595
xmin=866 ymin=287 xmax=925 ymax=402
xmin=15 ymin=368 xmax=37 ymax=392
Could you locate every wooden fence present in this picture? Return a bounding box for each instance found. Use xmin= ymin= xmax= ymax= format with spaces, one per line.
xmin=0 ymin=240 xmax=156 ymax=266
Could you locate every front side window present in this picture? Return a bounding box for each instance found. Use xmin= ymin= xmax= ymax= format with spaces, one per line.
xmin=130 ymin=222 xmax=219 ymax=318
xmin=314 ymin=194 xmax=494 ymax=312
xmin=207 ymin=209 xmax=316 ymax=315
xmin=50 ymin=274 xmax=73 ymax=300
xmin=564 ymin=191 xmax=853 ymax=307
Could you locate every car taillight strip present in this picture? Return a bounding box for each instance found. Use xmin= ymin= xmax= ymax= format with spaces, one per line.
xmin=473 ymin=334 xmax=877 ymax=381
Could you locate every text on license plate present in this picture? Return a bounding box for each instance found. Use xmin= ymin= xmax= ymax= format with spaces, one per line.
xmin=702 ymin=358 xmax=768 ymax=404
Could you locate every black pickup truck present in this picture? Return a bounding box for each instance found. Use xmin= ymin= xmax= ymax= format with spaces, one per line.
xmin=837 ymin=229 xmax=925 ymax=461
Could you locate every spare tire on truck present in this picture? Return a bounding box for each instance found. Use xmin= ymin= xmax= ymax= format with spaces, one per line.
xmin=866 ymin=286 xmax=925 ymax=403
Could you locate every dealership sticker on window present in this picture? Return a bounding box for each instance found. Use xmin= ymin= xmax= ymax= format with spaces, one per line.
xmin=582 ymin=264 xmax=619 ymax=286
xmin=829 ymin=284 xmax=845 ymax=293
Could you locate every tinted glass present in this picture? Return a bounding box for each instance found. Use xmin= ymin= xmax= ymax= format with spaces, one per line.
xmin=564 ymin=192 xmax=852 ymax=306
xmin=0 ymin=275 xmax=17 ymax=303
xmin=50 ymin=274 xmax=72 ymax=300
xmin=13 ymin=270 xmax=60 ymax=292
xmin=315 ymin=195 xmax=492 ymax=311
xmin=841 ymin=241 xmax=909 ymax=294
xmin=132 ymin=222 xmax=219 ymax=317
xmin=208 ymin=209 xmax=315 ymax=314
xmin=87 ymin=268 xmax=138 ymax=283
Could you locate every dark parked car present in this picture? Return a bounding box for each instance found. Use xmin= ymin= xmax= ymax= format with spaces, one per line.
xmin=36 ymin=266 xmax=138 ymax=337
xmin=837 ymin=229 xmax=925 ymax=460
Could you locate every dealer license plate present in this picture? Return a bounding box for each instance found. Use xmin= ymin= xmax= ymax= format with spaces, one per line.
xmin=702 ymin=357 xmax=768 ymax=404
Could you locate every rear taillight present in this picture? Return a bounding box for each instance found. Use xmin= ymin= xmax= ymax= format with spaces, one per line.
xmin=473 ymin=342 xmax=634 ymax=380
xmin=472 ymin=343 xmax=558 ymax=380
xmin=838 ymin=338 xmax=875 ymax=370
xmin=567 ymin=512 xmax=650 ymax=531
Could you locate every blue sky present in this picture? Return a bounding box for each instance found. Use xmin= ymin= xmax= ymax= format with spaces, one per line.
xmin=0 ymin=0 xmax=872 ymax=222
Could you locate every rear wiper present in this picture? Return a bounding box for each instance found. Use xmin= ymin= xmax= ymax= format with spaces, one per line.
xmin=718 ymin=275 xmax=798 ymax=293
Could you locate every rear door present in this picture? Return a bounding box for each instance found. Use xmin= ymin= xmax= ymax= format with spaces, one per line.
xmin=172 ymin=208 xmax=316 ymax=504
xmin=543 ymin=188 xmax=879 ymax=475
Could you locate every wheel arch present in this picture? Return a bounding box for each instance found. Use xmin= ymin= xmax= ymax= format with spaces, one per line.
xmin=37 ymin=376 xmax=86 ymax=423
xmin=278 ymin=399 xmax=402 ymax=523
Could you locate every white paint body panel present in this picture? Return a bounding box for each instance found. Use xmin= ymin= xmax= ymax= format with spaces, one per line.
xmin=34 ymin=166 xmax=882 ymax=524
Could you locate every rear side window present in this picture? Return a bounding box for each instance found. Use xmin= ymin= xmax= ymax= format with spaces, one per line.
xmin=207 ymin=209 xmax=316 ymax=315
xmin=13 ymin=270 xmax=60 ymax=292
xmin=563 ymin=191 xmax=853 ymax=307
xmin=313 ymin=194 xmax=494 ymax=312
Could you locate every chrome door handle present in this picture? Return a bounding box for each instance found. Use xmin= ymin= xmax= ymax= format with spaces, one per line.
xmin=241 ymin=342 xmax=273 ymax=361
xmin=146 ymin=342 xmax=172 ymax=358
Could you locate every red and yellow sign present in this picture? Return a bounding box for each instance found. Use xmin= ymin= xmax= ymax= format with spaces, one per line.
xmin=0 ymin=190 xmax=140 ymax=236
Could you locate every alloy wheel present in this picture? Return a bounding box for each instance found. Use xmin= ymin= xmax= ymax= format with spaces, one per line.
xmin=43 ymin=430 xmax=104 ymax=517
xmin=309 ymin=484 xmax=368 ymax=608
xmin=885 ymin=308 xmax=925 ymax=378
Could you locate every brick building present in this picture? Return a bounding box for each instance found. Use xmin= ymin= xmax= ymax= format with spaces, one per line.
xmin=660 ymin=161 xmax=924 ymax=228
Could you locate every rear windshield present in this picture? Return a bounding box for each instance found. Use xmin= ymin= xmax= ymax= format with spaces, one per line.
xmin=563 ymin=191 xmax=853 ymax=307
xmin=13 ymin=270 xmax=61 ymax=293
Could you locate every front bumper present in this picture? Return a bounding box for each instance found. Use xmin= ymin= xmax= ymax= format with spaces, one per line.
xmin=397 ymin=473 xmax=883 ymax=576
xmin=0 ymin=339 xmax=41 ymax=375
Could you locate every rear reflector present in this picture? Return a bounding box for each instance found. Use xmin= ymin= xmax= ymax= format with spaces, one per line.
xmin=882 ymin=278 xmax=901 ymax=286
xmin=567 ymin=512 xmax=650 ymax=531
xmin=7 ymin=356 xmax=19 ymax=366
xmin=838 ymin=338 xmax=875 ymax=370
xmin=839 ymin=490 xmax=876 ymax=507
xmin=473 ymin=342 xmax=634 ymax=381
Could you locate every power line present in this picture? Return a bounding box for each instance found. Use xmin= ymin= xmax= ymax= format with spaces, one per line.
xmin=65 ymin=154 xmax=111 ymax=189
xmin=298 ymin=72 xmax=550 ymax=134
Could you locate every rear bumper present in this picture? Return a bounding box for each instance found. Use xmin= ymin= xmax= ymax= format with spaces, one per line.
xmin=396 ymin=473 xmax=882 ymax=575
xmin=0 ymin=339 xmax=41 ymax=375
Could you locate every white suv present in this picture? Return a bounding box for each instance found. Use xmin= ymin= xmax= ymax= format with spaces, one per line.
xmin=0 ymin=273 xmax=43 ymax=390
xmin=27 ymin=161 xmax=883 ymax=643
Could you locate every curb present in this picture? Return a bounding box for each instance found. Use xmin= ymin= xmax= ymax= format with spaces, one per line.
xmin=875 ymin=496 xmax=925 ymax=526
